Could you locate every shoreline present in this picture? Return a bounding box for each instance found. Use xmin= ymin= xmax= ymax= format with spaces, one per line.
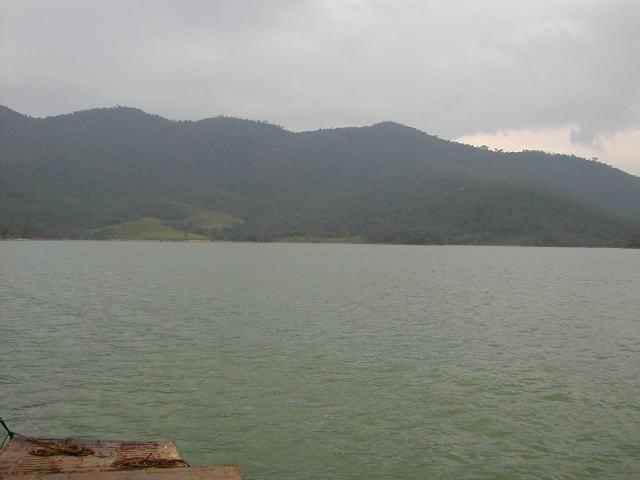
xmin=1 ymin=237 xmax=636 ymax=249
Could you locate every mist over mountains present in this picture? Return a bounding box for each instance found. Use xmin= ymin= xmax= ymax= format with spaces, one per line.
xmin=1 ymin=105 xmax=639 ymax=246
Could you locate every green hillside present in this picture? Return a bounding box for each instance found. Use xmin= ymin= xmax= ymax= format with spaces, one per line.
xmin=86 ymin=204 xmax=242 ymax=240
xmin=87 ymin=217 xmax=208 ymax=241
xmin=165 ymin=204 xmax=243 ymax=238
xmin=1 ymin=105 xmax=639 ymax=246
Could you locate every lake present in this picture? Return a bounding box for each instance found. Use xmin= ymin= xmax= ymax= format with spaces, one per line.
xmin=1 ymin=241 xmax=638 ymax=479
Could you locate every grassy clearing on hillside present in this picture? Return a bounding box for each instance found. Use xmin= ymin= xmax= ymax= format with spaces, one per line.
xmin=87 ymin=217 xmax=208 ymax=240
xmin=85 ymin=204 xmax=243 ymax=240
xmin=166 ymin=204 xmax=242 ymax=237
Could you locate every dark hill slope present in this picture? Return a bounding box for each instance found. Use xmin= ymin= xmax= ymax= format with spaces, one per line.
xmin=1 ymin=106 xmax=638 ymax=245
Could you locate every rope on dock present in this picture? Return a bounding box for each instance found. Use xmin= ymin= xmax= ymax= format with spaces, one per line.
xmin=111 ymin=453 xmax=190 ymax=470
xmin=26 ymin=437 xmax=95 ymax=457
xmin=0 ymin=420 xmax=93 ymax=457
xmin=0 ymin=416 xmax=12 ymax=438
xmin=0 ymin=416 xmax=13 ymax=450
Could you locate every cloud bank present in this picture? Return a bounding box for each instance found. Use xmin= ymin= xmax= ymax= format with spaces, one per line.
xmin=1 ymin=0 xmax=638 ymax=172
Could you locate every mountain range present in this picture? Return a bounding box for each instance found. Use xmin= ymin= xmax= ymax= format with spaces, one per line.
xmin=1 ymin=105 xmax=639 ymax=247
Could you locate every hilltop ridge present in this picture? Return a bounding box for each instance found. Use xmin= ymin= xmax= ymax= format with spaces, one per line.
xmin=1 ymin=105 xmax=638 ymax=246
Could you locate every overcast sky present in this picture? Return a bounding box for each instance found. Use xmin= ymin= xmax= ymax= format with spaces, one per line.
xmin=1 ymin=0 xmax=639 ymax=175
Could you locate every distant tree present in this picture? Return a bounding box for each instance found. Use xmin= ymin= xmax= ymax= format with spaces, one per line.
xmin=624 ymin=231 xmax=640 ymax=248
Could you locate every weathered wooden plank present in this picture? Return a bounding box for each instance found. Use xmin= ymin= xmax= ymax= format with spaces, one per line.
xmin=0 ymin=435 xmax=241 ymax=480
xmin=0 ymin=436 xmax=183 ymax=477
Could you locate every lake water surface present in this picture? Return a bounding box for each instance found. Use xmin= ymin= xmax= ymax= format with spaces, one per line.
xmin=1 ymin=241 xmax=639 ymax=479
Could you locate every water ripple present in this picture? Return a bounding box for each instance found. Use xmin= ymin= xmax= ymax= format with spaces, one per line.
xmin=1 ymin=241 xmax=639 ymax=480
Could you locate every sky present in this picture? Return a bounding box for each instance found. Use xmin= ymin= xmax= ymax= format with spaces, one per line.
xmin=1 ymin=0 xmax=639 ymax=175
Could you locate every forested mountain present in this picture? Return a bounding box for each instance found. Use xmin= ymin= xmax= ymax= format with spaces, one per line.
xmin=1 ymin=105 xmax=639 ymax=246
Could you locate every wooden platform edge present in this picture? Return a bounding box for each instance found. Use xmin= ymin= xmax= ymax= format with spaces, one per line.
xmin=9 ymin=465 xmax=242 ymax=480
xmin=0 ymin=435 xmax=242 ymax=480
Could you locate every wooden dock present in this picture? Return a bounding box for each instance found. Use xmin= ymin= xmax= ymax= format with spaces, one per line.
xmin=0 ymin=434 xmax=241 ymax=480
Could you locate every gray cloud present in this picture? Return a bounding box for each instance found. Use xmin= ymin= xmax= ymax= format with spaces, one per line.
xmin=1 ymin=0 xmax=639 ymax=145
xmin=570 ymin=126 xmax=600 ymax=148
